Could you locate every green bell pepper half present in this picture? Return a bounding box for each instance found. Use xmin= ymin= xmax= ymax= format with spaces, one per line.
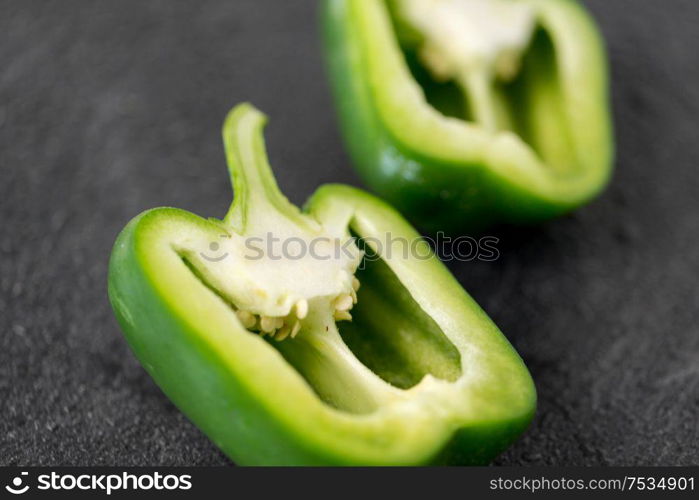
xmin=108 ymin=103 xmax=536 ymax=465
xmin=323 ymin=0 xmax=614 ymax=233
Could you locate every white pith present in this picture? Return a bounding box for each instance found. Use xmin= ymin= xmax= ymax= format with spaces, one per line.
xmin=398 ymin=0 xmax=536 ymax=81
xmin=181 ymin=211 xmax=363 ymax=341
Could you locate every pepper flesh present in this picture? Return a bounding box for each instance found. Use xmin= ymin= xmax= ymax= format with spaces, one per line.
xmin=323 ymin=0 xmax=614 ymax=233
xmin=108 ymin=103 xmax=536 ymax=465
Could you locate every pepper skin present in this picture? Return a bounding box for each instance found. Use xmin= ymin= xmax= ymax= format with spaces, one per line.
xmin=323 ymin=0 xmax=614 ymax=233
xmin=108 ymin=103 xmax=536 ymax=465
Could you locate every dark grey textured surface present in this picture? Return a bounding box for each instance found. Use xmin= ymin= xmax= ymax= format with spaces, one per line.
xmin=1 ymin=0 xmax=698 ymax=466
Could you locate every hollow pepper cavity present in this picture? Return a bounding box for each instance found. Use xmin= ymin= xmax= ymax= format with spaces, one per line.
xmin=323 ymin=0 xmax=614 ymax=233
xmin=108 ymin=103 xmax=535 ymax=465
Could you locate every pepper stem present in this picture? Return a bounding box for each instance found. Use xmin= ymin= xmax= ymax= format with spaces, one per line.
xmin=221 ymin=103 xmax=307 ymax=234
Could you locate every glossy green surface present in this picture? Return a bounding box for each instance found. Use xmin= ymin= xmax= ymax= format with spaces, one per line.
xmin=323 ymin=0 xmax=614 ymax=233
xmin=108 ymin=104 xmax=536 ymax=465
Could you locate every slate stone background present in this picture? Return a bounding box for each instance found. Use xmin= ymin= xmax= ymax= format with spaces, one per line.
xmin=1 ymin=0 xmax=697 ymax=466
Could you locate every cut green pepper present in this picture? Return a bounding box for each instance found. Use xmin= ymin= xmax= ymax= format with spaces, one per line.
xmin=323 ymin=0 xmax=614 ymax=233
xmin=108 ymin=103 xmax=535 ymax=465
